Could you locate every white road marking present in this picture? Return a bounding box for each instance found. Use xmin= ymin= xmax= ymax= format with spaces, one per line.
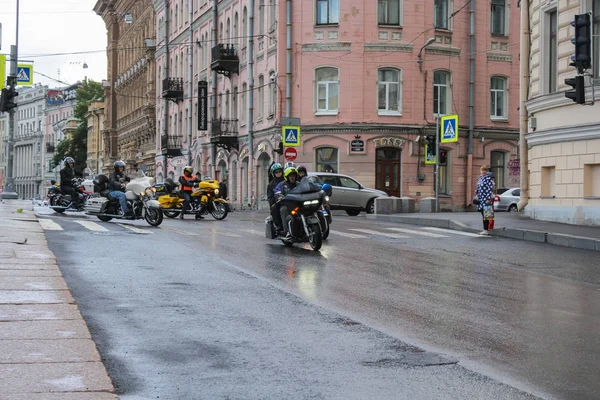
xmin=74 ymin=220 xmax=109 ymax=232
xmin=207 ymin=228 xmax=241 ymax=238
xmin=39 ymin=219 xmax=63 ymax=231
xmin=422 ymin=227 xmax=489 ymax=237
xmin=329 ymin=230 xmax=368 ymax=239
xmin=349 ymin=229 xmax=409 ymax=238
xmin=239 ymin=228 xmax=264 ymax=237
xmin=118 ymin=224 xmax=153 ymax=234
xmin=385 ymin=227 xmax=448 ymax=237
xmin=160 ymin=226 xmax=199 ymax=236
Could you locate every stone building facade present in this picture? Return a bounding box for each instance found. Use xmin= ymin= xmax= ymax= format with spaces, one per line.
xmin=86 ymin=101 xmax=106 ymax=175
xmin=524 ymin=0 xmax=600 ymax=225
xmin=95 ymin=0 xmax=157 ymax=175
xmin=154 ymin=0 xmax=521 ymax=211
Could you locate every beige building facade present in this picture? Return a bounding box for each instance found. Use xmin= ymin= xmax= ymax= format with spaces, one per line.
xmin=86 ymin=101 xmax=106 ymax=174
xmin=524 ymin=0 xmax=600 ymax=225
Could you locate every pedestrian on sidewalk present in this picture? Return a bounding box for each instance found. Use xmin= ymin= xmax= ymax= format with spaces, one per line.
xmin=475 ymin=165 xmax=495 ymax=235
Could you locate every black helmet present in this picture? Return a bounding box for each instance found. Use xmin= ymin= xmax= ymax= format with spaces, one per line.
xmin=183 ymin=166 xmax=193 ymax=175
xmin=64 ymin=156 xmax=74 ymax=166
xmin=114 ymin=160 xmax=126 ymax=172
xmin=297 ymin=165 xmax=307 ymax=176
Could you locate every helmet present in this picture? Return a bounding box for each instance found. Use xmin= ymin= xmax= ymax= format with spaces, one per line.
xmin=296 ymin=165 xmax=307 ymax=175
xmin=284 ymin=161 xmax=295 ymax=169
xmin=183 ymin=166 xmax=193 ymax=175
xmin=270 ymin=163 xmax=283 ymax=175
xmin=64 ymin=156 xmax=74 ymax=165
xmin=283 ymin=167 xmax=298 ymax=180
xmin=113 ymin=160 xmax=126 ymax=172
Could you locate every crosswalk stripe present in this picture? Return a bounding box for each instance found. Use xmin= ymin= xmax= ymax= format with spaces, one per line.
xmin=239 ymin=228 xmax=264 ymax=237
xmin=329 ymin=230 xmax=367 ymax=239
xmin=75 ymin=220 xmax=109 ymax=232
xmin=39 ymin=219 xmax=63 ymax=231
xmin=160 ymin=226 xmax=199 ymax=236
xmin=349 ymin=228 xmax=409 ymax=238
xmin=118 ymin=224 xmax=153 ymax=234
xmin=422 ymin=227 xmax=488 ymax=237
xmin=207 ymin=228 xmax=241 ymax=237
xmin=385 ymin=227 xmax=447 ymax=237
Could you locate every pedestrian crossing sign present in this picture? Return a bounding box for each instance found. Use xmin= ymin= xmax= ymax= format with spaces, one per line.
xmin=282 ymin=126 xmax=301 ymax=147
xmin=16 ymin=64 xmax=33 ymax=85
xmin=440 ymin=114 xmax=458 ymax=143
xmin=425 ymin=144 xmax=436 ymax=165
xmin=0 ymin=54 xmax=5 ymax=90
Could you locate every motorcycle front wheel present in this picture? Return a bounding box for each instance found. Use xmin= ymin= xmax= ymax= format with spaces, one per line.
xmin=145 ymin=207 xmax=163 ymax=226
xmin=307 ymin=222 xmax=323 ymax=251
xmin=211 ymin=202 xmax=228 ymax=220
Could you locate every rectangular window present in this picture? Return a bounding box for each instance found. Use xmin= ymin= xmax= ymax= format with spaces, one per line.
xmin=490 ymin=77 xmax=507 ymax=119
xmin=434 ymin=0 xmax=449 ymax=29
xmin=433 ymin=71 xmax=450 ymax=115
xmin=315 ymin=67 xmax=340 ymax=114
xmin=547 ymin=10 xmax=558 ymax=93
xmin=258 ymin=76 xmax=264 ymax=119
xmin=541 ymin=166 xmax=556 ymax=197
xmin=490 ymin=0 xmax=506 ymax=35
xmin=378 ymin=69 xmax=401 ymax=114
xmin=316 ymin=0 xmax=339 ymax=25
xmin=490 ymin=151 xmax=506 ymax=188
xmin=316 ymin=147 xmax=338 ymax=173
xmin=583 ymin=164 xmax=600 ymax=197
xmin=378 ymin=0 xmax=402 ymax=26
xmin=241 ymin=83 xmax=247 ymax=123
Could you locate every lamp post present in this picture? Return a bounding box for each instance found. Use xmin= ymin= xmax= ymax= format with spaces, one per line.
xmin=417 ymin=37 xmax=436 ymax=73
xmin=1 ymin=0 xmax=19 ymax=199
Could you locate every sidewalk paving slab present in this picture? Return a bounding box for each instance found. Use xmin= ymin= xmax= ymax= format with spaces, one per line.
xmin=0 ymin=338 xmax=101 ymax=363
xmin=0 ymin=276 xmax=70 ymax=290
xmin=0 ymin=304 xmax=83 ymax=321
xmin=0 ymin=319 xmax=91 ymax=340
xmin=5 ymin=394 xmax=118 ymax=400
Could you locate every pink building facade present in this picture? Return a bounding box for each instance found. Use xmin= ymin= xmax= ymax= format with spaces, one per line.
xmin=154 ymin=0 xmax=520 ymax=210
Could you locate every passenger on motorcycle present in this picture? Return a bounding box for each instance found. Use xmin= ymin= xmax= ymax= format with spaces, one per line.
xmin=274 ymin=167 xmax=300 ymax=238
xmin=60 ymin=157 xmax=83 ymax=209
xmin=179 ymin=166 xmax=201 ymax=219
xmin=108 ymin=160 xmax=132 ymax=218
xmin=267 ymin=163 xmax=285 ymax=233
xmin=296 ymin=165 xmax=307 ymax=180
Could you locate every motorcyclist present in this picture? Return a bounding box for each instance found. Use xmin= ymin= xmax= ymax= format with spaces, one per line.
xmin=59 ymin=156 xmax=82 ymax=208
xmin=267 ymin=163 xmax=285 ymax=233
xmin=179 ymin=166 xmax=200 ymax=219
xmin=274 ymin=167 xmax=300 ymax=238
xmin=108 ymin=160 xmax=132 ymax=218
xmin=296 ymin=165 xmax=307 ymax=180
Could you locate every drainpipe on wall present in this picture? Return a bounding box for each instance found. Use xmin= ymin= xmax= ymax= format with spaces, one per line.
xmin=517 ymin=0 xmax=530 ymax=211
xmin=466 ymin=0 xmax=475 ymax=208
xmin=248 ymin=0 xmax=255 ymax=206
xmin=187 ymin=0 xmax=194 ymax=166
xmin=211 ymin=0 xmax=218 ymax=178
xmin=162 ymin=0 xmax=169 ymax=179
xmin=285 ymin=0 xmax=292 ymax=118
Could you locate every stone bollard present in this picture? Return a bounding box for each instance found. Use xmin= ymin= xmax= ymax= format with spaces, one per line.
xmin=400 ymin=197 xmax=416 ymax=213
xmin=374 ymin=197 xmax=396 ymax=214
xmin=419 ymin=197 xmax=437 ymax=213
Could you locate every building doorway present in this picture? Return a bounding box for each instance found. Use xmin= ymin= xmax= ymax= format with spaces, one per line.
xmin=376 ymin=147 xmax=401 ymax=197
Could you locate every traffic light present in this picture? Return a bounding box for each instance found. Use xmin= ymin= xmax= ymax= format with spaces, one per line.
xmin=565 ymin=75 xmax=585 ymax=104
xmin=439 ymin=150 xmax=447 ymax=165
xmin=425 ymin=135 xmax=436 ymax=147
xmin=570 ymin=13 xmax=592 ymax=73
xmin=274 ymin=141 xmax=283 ymax=154
xmin=0 ymin=88 xmax=18 ymax=113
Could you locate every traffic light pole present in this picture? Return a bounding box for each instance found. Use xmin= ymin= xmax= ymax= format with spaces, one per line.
xmin=435 ymin=113 xmax=440 ymax=213
xmin=1 ymin=1 xmax=19 ymax=200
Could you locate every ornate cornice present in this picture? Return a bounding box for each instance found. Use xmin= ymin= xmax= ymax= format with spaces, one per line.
xmin=301 ymin=42 xmax=352 ymax=52
xmin=526 ymin=122 xmax=600 ymax=146
xmin=364 ymin=43 xmax=413 ymax=53
xmin=525 ymin=86 xmax=600 ymax=114
xmin=301 ymin=124 xmax=423 ymax=134
xmin=487 ymin=52 xmax=513 ymax=62
xmin=425 ymin=46 xmax=461 ymax=57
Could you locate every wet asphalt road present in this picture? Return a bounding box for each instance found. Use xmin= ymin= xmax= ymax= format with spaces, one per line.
xmin=39 ymin=209 xmax=600 ymax=400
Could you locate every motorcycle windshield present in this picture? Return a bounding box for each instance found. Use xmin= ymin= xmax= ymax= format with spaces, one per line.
xmin=289 ymin=177 xmax=320 ymax=194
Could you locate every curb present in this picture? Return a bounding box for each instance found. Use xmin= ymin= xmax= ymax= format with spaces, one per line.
xmin=366 ymin=214 xmax=600 ymax=252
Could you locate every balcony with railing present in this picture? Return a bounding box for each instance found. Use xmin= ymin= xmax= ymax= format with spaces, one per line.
xmin=161 ymin=135 xmax=183 ymax=157
xmin=162 ymin=78 xmax=184 ymax=102
xmin=210 ymin=118 xmax=238 ymax=151
xmin=211 ymin=44 xmax=239 ymax=77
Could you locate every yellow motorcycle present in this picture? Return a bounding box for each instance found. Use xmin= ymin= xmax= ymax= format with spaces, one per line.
xmin=156 ymin=177 xmax=229 ymax=220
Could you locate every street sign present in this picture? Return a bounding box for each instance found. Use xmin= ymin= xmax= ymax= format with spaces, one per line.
xmin=16 ymin=64 xmax=33 ymax=85
xmin=284 ymin=147 xmax=297 ymax=161
xmin=198 ymin=80 xmax=208 ymax=130
xmin=0 ymin=55 xmax=5 ymax=90
xmin=282 ymin=125 xmax=300 ymax=147
xmin=351 ymin=139 xmax=364 ymax=152
xmin=440 ymin=114 xmax=458 ymax=143
xmin=425 ymin=144 xmax=436 ymax=165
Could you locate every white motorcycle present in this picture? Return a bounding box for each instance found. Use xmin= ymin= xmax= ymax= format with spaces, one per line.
xmin=86 ymin=168 xmax=163 ymax=226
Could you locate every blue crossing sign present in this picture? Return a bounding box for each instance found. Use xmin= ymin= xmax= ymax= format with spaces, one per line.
xmin=16 ymin=64 xmax=33 ymax=85
xmin=282 ymin=125 xmax=301 ymax=147
xmin=440 ymin=114 xmax=458 ymax=143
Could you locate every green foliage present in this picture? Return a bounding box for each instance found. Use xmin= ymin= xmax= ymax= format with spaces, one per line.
xmin=52 ymin=80 xmax=104 ymax=175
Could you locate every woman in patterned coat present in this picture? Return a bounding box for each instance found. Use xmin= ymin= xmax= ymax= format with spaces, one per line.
xmin=476 ymin=165 xmax=495 ymax=235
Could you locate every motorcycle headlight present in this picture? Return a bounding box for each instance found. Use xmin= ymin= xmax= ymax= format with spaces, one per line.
xmin=214 ymin=188 xmax=220 ymax=195
xmin=324 ymin=196 xmax=330 ymax=202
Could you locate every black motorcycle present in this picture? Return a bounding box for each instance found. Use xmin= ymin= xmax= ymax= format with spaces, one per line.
xmin=265 ymin=178 xmax=326 ymax=251
xmin=317 ymin=183 xmax=333 ymax=240
xmin=47 ymin=178 xmax=88 ymax=213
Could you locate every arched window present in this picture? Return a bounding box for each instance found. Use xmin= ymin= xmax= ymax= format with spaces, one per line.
xmin=242 ymin=7 xmax=248 ymax=48
xmin=175 ymin=5 xmax=178 ymax=30
xmin=490 ymin=76 xmax=508 ymax=119
xmin=219 ymin=22 xmax=223 ymax=42
xmin=234 ymin=12 xmax=239 ymax=48
xmin=233 ymin=86 xmax=238 ymax=121
xmin=315 ymin=67 xmax=339 ymax=114
xmin=316 ymin=147 xmax=338 ymax=173
xmin=377 ymin=68 xmax=402 ymax=114
xmin=433 ymin=70 xmax=451 ymax=115
xmin=226 ymin=18 xmax=231 ymax=42
xmin=258 ymin=75 xmax=264 ymax=120
xmin=259 ymin=0 xmax=265 ymax=35
xmin=242 ymin=82 xmax=247 ymax=123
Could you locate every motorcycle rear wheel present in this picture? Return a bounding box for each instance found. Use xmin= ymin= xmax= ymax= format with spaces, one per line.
xmin=308 ymin=222 xmax=323 ymax=251
xmin=145 ymin=208 xmax=163 ymax=226
xmin=97 ymin=215 xmax=113 ymax=222
xmin=50 ymin=197 xmax=65 ymax=213
xmin=211 ymin=202 xmax=228 ymax=220
xmin=164 ymin=210 xmax=180 ymax=218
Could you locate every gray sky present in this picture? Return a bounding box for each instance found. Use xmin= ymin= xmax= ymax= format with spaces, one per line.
xmin=1 ymin=0 xmax=107 ymax=88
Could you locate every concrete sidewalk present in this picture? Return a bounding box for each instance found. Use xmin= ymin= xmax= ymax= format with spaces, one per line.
xmin=0 ymin=200 xmax=117 ymax=399
xmin=368 ymin=211 xmax=600 ymax=252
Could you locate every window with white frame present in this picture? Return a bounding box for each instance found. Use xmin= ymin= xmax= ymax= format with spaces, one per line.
xmin=490 ymin=0 xmax=507 ymax=36
xmin=377 ymin=68 xmax=402 ymax=114
xmin=258 ymin=75 xmax=264 ymax=120
xmin=315 ymin=67 xmax=339 ymax=114
xmin=545 ymin=8 xmax=558 ymax=93
xmin=434 ymin=0 xmax=450 ymax=29
xmin=269 ymin=70 xmax=276 ymax=116
xmin=490 ymin=76 xmax=508 ymax=119
xmin=378 ymin=0 xmax=402 ymax=26
xmin=433 ymin=70 xmax=451 ymax=115
xmin=241 ymin=82 xmax=247 ymax=123
xmin=316 ymin=0 xmax=339 ymax=25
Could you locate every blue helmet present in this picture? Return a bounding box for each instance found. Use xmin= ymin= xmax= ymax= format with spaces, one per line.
xmin=270 ymin=163 xmax=283 ymax=175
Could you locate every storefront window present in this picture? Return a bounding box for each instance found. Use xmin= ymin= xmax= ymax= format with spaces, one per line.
xmin=491 ymin=151 xmax=505 ymax=189
xmin=316 ymin=147 xmax=338 ymax=172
